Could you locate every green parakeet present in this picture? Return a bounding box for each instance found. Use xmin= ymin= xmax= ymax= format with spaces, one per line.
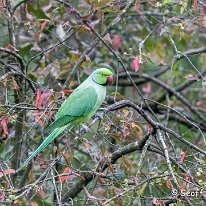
xmin=16 ymin=68 xmax=113 ymax=172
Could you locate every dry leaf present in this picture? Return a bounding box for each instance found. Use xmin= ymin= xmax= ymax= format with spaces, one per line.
xmin=0 ymin=169 xmax=15 ymax=178
xmin=135 ymin=0 xmax=140 ymax=14
xmin=31 ymin=202 xmax=38 ymax=206
xmin=185 ymin=74 xmax=199 ymax=81
xmin=6 ymin=44 xmax=19 ymax=52
xmin=103 ymin=33 xmax=112 ymax=44
xmin=83 ymin=186 xmax=98 ymax=200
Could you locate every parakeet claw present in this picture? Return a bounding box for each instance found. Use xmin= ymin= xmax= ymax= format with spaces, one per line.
xmin=80 ymin=124 xmax=90 ymax=133
xmin=94 ymin=112 xmax=104 ymax=120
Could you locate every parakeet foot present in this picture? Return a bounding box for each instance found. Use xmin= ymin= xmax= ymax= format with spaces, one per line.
xmin=94 ymin=112 xmax=104 ymax=120
xmin=80 ymin=124 xmax=90 ymax=133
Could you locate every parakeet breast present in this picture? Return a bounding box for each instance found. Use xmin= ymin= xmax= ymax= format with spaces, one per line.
xmin=82 ymin=80 xmax=106 ymax=121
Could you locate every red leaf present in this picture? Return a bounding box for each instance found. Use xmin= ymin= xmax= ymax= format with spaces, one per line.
xmin=112 ymin=34 xmax=122 ymax=51
xmin=35 ymin=115 xmax=43 ymax=127
xmin=99 ymin=177 xmax=106 ymax=184
xmin=166 ymin=179 xmax=173 ymax=189
xmin=185 ymin=170 xmax=190 ymax=182
xmin=0 ymin=169 xmax=15 ymax=178
xmin=147 ymin=124 xmax=153 ymax=132
xmin=38 ymin=189 xmax=45 ymax=200
xmin=1 ymin=117 xmax=8 ymax=135
xmin=42 ymin=89 xmax=53 ymax=103
xmin=133 ymin=56 xmax=139 ymax=72
xmin=143 ymin=83 xmax=151 ymax=94
xmin=194 ymin=0 xmax=198 ymax=11
xmin=69 ymin=7 xmax=75 ymax=13
xmin=40 ymin=20 xmax=49 ymax=32
xmin=151 ymin=197 xmax=158 ymax=205
xmin=0 ymin=192 xmax=6 ymax=201
xmin=58 ymin=167 xmax=71 ymax=183
xmin=25 ymin=4 xmax=33 ymax=22
xmin=185 ymin=169 xmax=190 ymax=188
xmin=122 ymin=126 xmax=130 ymax=138
xmin=36 ymin=88 xmax=42 ymax=108
xmin=179 ymin=149 xmax=188 ymax=164
xmin=35 ymin=20 xmax=49 ymax=41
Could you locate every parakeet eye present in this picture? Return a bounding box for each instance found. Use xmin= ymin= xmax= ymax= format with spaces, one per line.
xmin=101 ymin=73 xmax=104 ymax=76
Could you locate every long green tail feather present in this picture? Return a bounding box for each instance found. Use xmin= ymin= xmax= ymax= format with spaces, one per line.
xmin=43 ymin=116 xmax=74 ymax=134
xmin=16 ymin=125 xmax=68 ymax=173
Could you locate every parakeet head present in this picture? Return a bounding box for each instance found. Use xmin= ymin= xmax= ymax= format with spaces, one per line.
xmin=91 ymin=68 xmax=113 ymax=86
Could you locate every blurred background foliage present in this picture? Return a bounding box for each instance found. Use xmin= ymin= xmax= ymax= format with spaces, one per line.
xmin=0 ymin=0 xmax=206 ymax=205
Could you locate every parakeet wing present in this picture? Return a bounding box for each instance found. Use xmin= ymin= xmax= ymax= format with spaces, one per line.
xmin=44 ymin=86 xmax=97 ymax=132
xmin=43 ymin=115 xmax=75 ymax=133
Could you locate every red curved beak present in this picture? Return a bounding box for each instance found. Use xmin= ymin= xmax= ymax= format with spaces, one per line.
xmin=107 ymin=76 xmax=113 ymax=85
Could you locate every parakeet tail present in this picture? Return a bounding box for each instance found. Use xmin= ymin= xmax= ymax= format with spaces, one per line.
xmin=16 ymin=125 xmax=68 ymax=173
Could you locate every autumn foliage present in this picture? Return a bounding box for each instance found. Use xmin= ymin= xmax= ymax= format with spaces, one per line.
xmin=0 ymin=0 xmax=206 ymax=205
